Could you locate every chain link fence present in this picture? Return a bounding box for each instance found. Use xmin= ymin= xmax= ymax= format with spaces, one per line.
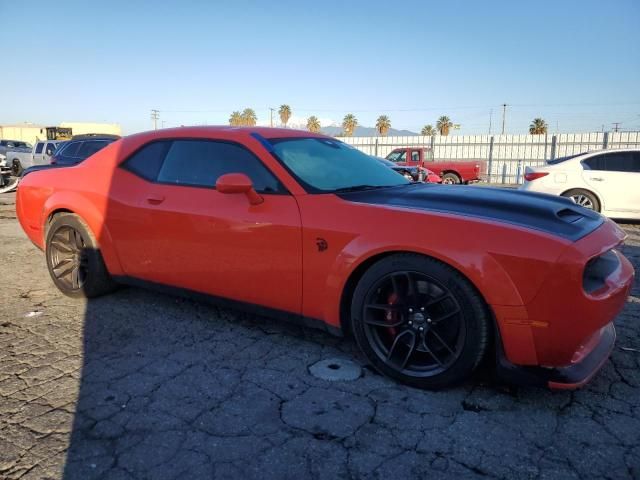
xmin=342 ymin=131 xmax=640 ymax=184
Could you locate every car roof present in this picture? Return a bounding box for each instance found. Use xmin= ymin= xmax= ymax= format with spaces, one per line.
xmin=126 ymin=126 xmax=327 ymax=142
xmin=70 ymin=134 xmax=121 ymax=141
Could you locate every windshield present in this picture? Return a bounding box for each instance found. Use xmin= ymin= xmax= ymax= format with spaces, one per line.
xmin=268 ymin=137 xmax=410 ymax=192
xmin=386 ymin=151 xmax=405 ymax=162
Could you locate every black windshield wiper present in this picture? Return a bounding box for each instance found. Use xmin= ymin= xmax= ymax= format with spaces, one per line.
xmin=332 ymin=185 xmax=390 ymax=193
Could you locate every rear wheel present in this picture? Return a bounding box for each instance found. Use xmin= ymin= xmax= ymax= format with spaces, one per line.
xmin=441 ymin=173 xmax=461 ymax=185
xmin=562 ymin=189 xmax=600 ymax=212
xmin=45 ymin=213 xmax=116 ymax=298
xmin=350 ymin=254 xmax=490 ymax=389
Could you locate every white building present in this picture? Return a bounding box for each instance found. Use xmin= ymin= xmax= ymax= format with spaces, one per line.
xmin=0 ymin=122 xmax=122 ymax=145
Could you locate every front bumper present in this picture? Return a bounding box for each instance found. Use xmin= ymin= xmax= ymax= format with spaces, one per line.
xmin=496 ymin=323 xmax=616 ymax=389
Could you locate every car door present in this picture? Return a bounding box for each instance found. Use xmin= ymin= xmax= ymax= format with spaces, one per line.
xmin=43 ymin=142 xmax=57 ymax=163
xmin=107 ymin=138 xmax=303 ymax=314
xmin=582 ymin=151 xmax=640 ymax=213
xmin=32 ymin=142 xmax=45 ymax=166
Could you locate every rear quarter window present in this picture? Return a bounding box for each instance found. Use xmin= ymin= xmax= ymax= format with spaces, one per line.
xmin=121 ymin=141 xmax=172 ymax=182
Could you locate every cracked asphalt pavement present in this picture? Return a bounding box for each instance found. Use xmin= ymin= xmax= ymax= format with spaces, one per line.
xmin=1 ymin=191 xmax=639 ymax=479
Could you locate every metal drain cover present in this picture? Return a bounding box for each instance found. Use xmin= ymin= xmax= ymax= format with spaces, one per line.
xmin=309 ymin=358 xmax=362 ymax=381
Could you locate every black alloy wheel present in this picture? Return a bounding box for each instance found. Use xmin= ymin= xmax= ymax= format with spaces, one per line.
xmin=45 ymin=213 xmax=116 ymax=298
xmin=362 ymin=271 xmax=465 ymax=376
xmin=351 ymin=254 xmax=489 ymax=389
xmin=48 ymin=225 xmax=89 ymax=291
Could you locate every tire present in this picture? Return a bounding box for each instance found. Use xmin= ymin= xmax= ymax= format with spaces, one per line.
xmin=562 ymin=189 xmax=600 ymax=212
xmin=45 ymin=213 xmax=117 ymax=298
xmin=441 ymin=173 xmax=461 ymax=185
xmin=350 ymin=253 xmax=490 ymax=390
xmin=11 ymin=159 xmax=23 ymax=177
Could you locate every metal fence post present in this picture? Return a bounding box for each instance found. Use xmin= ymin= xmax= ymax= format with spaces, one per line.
xmin=430 ymin=135 xmax=436 ymax=159
xmin=374 ymin=138 xmax=379 ymax=157
xmin=602 ymin=131 xmax=609 ymax=150
xmin=550 ymin=135 xmax=557 ymax=160
xmin=516 ymin=159 xmax=523 ymax=184
xmin=487 ymin=136 xmax=494 ymax=184
xmin=501 ymin=163 xmax=507 ymax=184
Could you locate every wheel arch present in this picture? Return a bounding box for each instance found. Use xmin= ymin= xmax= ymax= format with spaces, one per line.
xmin=560 ymin=187 xmax=602 ymax=211
xmin=42 ymin=193 xmax=124 ymax=276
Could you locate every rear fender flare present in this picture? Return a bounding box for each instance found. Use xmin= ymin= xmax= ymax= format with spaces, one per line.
xmin=42 ymin=192 xmax=124 ymax=276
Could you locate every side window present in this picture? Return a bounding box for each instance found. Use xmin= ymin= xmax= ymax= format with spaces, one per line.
xmin=156 ymin=140 xmax=284 ymax=193
xmin=604 ymin=152 xmax=633 ymax=172
xmin=45 ymin=143 xmax=56 ymax=155
xmin=35 ymin=143 xmax=44 ymax=154
xmin=60 ymin=142 xmax=81 ymax=158
xmin=585 ymin=152 xmax=633 ymax=172
xmin=76 ymin=140 xmax=109 ymax=160
xmin=122 ymin=141 xmax=171 ymax=182
xmin=397 ymin=151 xmax=407 ymax=162
xmin=632 ymin=153 xmax=640 ymax=173
xmin=583 ymin=155 xmax=605 ymax=171
xmin=411 ymin=150 xmax=420 ymax=162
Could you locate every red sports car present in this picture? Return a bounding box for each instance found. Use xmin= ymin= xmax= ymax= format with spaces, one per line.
xmin=16 ymin=127 xmax=634 ymax=390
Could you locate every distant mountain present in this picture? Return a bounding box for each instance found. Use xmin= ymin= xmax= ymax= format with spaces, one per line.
xmin=320 ymin=126 xmax=418 ymax=137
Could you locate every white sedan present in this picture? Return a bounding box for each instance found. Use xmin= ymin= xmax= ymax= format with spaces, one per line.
xmin=519 ymin=148 xmax=640 ymax=219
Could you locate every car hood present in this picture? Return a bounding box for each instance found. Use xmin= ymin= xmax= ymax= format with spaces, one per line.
xmin=337 ymin=184 xmax=604 ymax=242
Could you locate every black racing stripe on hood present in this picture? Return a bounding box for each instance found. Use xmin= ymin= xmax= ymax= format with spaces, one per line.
xmin=337 ymin=184 xmax=604 ymax=242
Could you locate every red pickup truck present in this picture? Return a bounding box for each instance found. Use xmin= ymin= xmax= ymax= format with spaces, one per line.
xmin=385 ymin=147 xmax=486 ymax=184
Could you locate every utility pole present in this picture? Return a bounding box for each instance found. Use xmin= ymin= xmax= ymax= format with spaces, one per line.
xmin=269 ymin=108 xmax=275 ymax=128
xmin=501 ymin=104 xmax=507 ymax=135
xmin=612 ymin=122 xmax=621 ymax=132
xmin=151 ymin=109 xmax=160 ymax=130
xmin=488 ymin=109 xmax=493 ymax=135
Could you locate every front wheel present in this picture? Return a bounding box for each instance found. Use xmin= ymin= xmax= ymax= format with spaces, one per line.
xmin=350 ymin=254 xmax=490 ymax=390
xmin=11 ymin=160 xmax=23 ymax=177
xmin=45 ymin=213 xmax=117 ymax=298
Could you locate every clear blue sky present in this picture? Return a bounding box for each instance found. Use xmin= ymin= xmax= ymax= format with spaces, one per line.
xmin=2 ymin=0 xmax=639 ymax=134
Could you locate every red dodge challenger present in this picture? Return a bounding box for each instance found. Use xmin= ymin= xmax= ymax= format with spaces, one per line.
xmin=16 ymin=127 xmax=635 ymax=390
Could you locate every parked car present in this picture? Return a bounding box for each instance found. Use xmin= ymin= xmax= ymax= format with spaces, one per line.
xmin=0 ymin=139 xmax=32 ymax=158
xmin=386 ymin=147 xmax=486 ymax=184
xmin=520 ymin=149 xmax=640 ymax=219
xmin=375 ymin=157 xmax=442 ymax=183
xmin=16 ymin=127 xmax=634 ymax=390
xmin=5 ymin=140 xmax=66 ymax=176
xmin=50 ymin=134 xmax=120 ymax=166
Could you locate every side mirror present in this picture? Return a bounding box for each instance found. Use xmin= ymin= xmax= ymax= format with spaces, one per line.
xmin=216 ymin=173 xmax=263 ymax=205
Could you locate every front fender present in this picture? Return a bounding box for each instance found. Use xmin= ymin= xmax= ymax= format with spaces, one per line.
xmin=320 ymin=233 xmax=526 ymax=329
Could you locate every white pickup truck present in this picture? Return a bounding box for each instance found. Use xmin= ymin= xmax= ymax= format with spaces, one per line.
xmin=4 ymin=140 xmax=66 ymax=176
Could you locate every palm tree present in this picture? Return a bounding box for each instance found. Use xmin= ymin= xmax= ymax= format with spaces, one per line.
xmin=421 ymin=125 xmax=435 ymax=136
xmin=436 ymin=116 xmax=453 ymax=136
xmin=241 ymin=108 xmax=257 ymax=127
xmin=376 ymin=115 xmax=391 ymax=136
xmin=229 ymin=111 xmax=242 ymax=126
xmin=529 ymin=118 xmax=548 ymax=135
xmin=306 ymin=116 xmax=321 ymax=133
xmin=279 ymin=105 xmax=292 ymax=127
xmin=342 ymin=113 xmax=358 ymax=137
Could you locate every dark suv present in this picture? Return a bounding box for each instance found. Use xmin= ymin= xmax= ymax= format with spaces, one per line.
xmin=51 ymin=134 xmax=120 ymax=165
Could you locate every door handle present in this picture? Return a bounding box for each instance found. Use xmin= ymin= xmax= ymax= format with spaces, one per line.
xmin=146 ymin=195 xmax=165 ymax=205
xmin=589 ymin=177 xmax=604 ymax=181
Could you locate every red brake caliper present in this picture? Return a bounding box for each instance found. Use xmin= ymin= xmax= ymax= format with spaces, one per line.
xmin=386 ymin=292 xmax=400 ymax=336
